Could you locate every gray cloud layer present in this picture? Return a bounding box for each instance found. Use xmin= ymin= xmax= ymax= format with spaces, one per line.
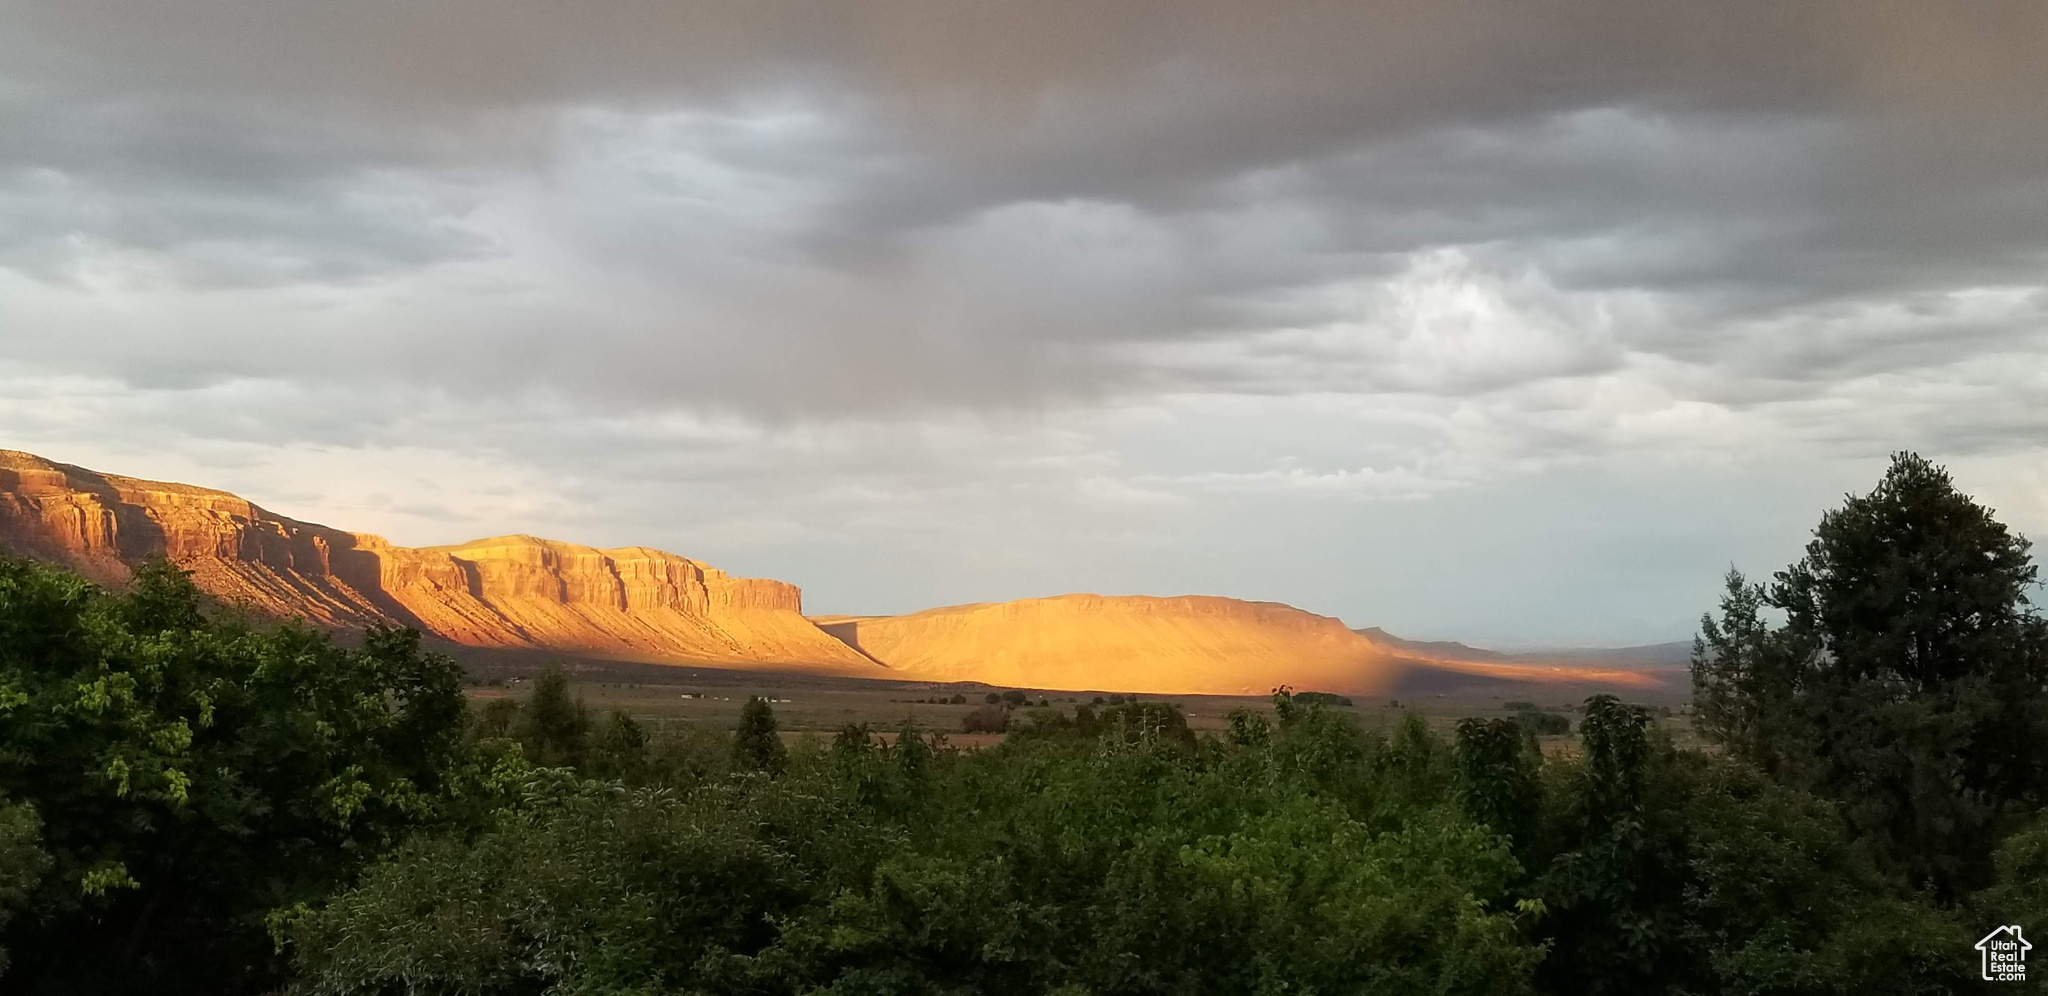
xmin=2 ymin=0 xmax=2045 ymax=642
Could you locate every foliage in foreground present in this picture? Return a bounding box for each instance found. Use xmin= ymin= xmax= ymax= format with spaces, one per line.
xmin=284 ymin=684 xmax=2021 ymax=996
xmin=0 ymin=450 xmax=2043 ymax=994
xmin=0 ymin=558 xmax=469 ymax=993
xmin=1693 ymin=452 xmax=2048 ymax=898
xmin=290 ymin=712 xmax=1541 ymax=995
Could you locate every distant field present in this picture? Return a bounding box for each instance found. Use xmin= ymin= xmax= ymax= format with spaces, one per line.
xmin=459 ymin=653 xmax=1695 ymax=748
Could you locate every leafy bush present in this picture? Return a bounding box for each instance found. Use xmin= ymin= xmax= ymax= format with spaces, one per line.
xmin=0 ymin=795 xmax=49 ymax=976
xmin=0 ymin=557 xmax=467 ymax=993
xmin=289 ymin=698 xmax=1545 ymax=995
xmin=960 ymin=704 xmax=1010 ymax=733
xmin=1515 ymin=710 xmax=1572 ymax=736
xmin=1293 ymin=690 xmax=1354 ymax=707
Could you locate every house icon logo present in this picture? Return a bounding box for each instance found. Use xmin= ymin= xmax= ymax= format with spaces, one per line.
xmin=1977 ymin=925 xmax=2030 ymax=982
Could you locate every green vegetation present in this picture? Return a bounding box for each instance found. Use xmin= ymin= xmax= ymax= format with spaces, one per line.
xmin=732 ymin=694 xmax=789 ymax=774
xmin=960 ymin=703 xmax=1010 ymax=733
xmin=1291 ymin=690 xmax=1354 ymax=707
xmin=1693 ymin=452 xmax=2048 ymax=898
xmin=1510 ymin=704 xmax=1571 ymax=736
xmin=0 ymin=452 xmax=2041 ymax=994
xmin=0 ymin=558 xmax=467 ymax=993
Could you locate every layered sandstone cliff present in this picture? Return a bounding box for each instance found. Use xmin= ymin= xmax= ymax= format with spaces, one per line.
xmin=813 ymin=594 xmax=1414 ymax=695
xmin=0 ymin=450 xmax=881 ymax=673
xmin=815 ymin=593 xmax=1666 ymax=695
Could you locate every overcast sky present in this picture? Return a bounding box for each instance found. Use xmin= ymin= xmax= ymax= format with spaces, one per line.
xmin=3 ymin=1 xmax=2045 ymax=647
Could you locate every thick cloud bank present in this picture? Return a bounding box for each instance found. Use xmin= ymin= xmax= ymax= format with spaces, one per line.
xmin=2 ymin=0 xmax=2044 ymax=644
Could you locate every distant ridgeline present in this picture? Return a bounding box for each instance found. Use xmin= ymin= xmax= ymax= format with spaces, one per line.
xmin=0 ymin=448 xmax=1674 ymax=698
xmin=0 ymin=449 xmax=884 ymax=675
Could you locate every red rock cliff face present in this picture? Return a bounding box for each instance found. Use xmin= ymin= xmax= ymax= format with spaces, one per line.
xmin=813 ymin=593 xmax=1671 ymax=696
xmin=0 ymin=450 xmax=879 ymax=673
xmin=812 ymin=593 xmax=1412 ymax=695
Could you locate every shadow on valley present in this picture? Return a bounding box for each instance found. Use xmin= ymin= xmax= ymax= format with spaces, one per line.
xmin=0 ymin=453 xmax=2043 ymax=994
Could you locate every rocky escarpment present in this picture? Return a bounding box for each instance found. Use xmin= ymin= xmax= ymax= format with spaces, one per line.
xmin=0 ymin=450 xmax=881 ymax=673
xmin=816 ymin=593 xmax=1669 ymax=696
xmin=813 ymin=593 xmax=1417 ymax=695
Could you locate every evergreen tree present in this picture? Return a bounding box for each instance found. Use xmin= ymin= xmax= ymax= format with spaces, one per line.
xmin=732 ymin=696 xmax=786 ymax=774
xmin=1776 ymin=452 xmax=2036 ymax=690
xmin=1692 ymin=452 xmax=2048 ymax=894
xmin=1690 ymin=569 xmax=1787 ymax=765
xmin=586 ymin=711 xmax=649 ymax=781
xmin=511 ymin=665 xmax=591 ymax=768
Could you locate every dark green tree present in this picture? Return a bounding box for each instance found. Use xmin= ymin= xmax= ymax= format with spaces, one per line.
xmin=1095 ymin=698 xmax=1197 ymax=752
xmin=1690 ymin=569 xmax=1786 ymax=763
xmin=1692 ymin=452 xmax=2048 ymax=894
xmin=1974 ymin=814 xmax=2048 ymax=931
xmin=0 ymin=795 xmax=49 ymax=976
xmin=585 ymin=711 xmax=649 ymax=781
xmin=1513 ymin=709 xmax=1571 ymax=736
xmin=1225 ymin=708 xmax=1271 ymax=748
xmin=512 ymin=665 xmax=591 ymax=767
xmin=473 ymin=696 xmax=520 ymax=738
xmin=1536 ymin=695 xmax=1685 ymax=995
xmin=290 ymin=696 xmax=1543 ymax=995
xmin=959 ymin=705 xmax=1009 ymax=733
xmin=1776 ymin=452 xmax=2036 ymax=690
xmin=0 ymin=557 xmax=466 ymax=994
xmin=831 ymin=722 xmax=874 ymax=753
xmin=732 ymin=696 xmax=787 ymax=774
xmin=1454 ymin=716 xmax=1540 ymax=854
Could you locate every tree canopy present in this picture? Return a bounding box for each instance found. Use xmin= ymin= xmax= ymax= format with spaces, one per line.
xmin=1693 ymin=452 xmax=2048 ymax=895
xmin=0 ymin=558 xmax=467 ymax=993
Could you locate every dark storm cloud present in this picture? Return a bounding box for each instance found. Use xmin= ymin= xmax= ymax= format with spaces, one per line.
xmin=9 ymin=0 xmax=2048 ymax=648
xmin=0 ymin=87 xmax=495 ymax=283
xmin=7 ymin=1 xmax=2043 ymax=255
xmin=1 ymin=0 xmax=2045 ymax=445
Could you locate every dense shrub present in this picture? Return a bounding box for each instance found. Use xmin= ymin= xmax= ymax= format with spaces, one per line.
xmin=1293 ymin=690 xmax=1354 ymax=707
xmin=290 ymin=693 xmax=1545 ymax=995
xmin=0 ymin=558 xmax=467 ymax=994
xmin=287 ymin=682 xmax=2017 ymax=996
xmin=1514 ymin=709 xmax=1572 ymax=735
xmin=960 ymin=704 xmax=1010 ymax=733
